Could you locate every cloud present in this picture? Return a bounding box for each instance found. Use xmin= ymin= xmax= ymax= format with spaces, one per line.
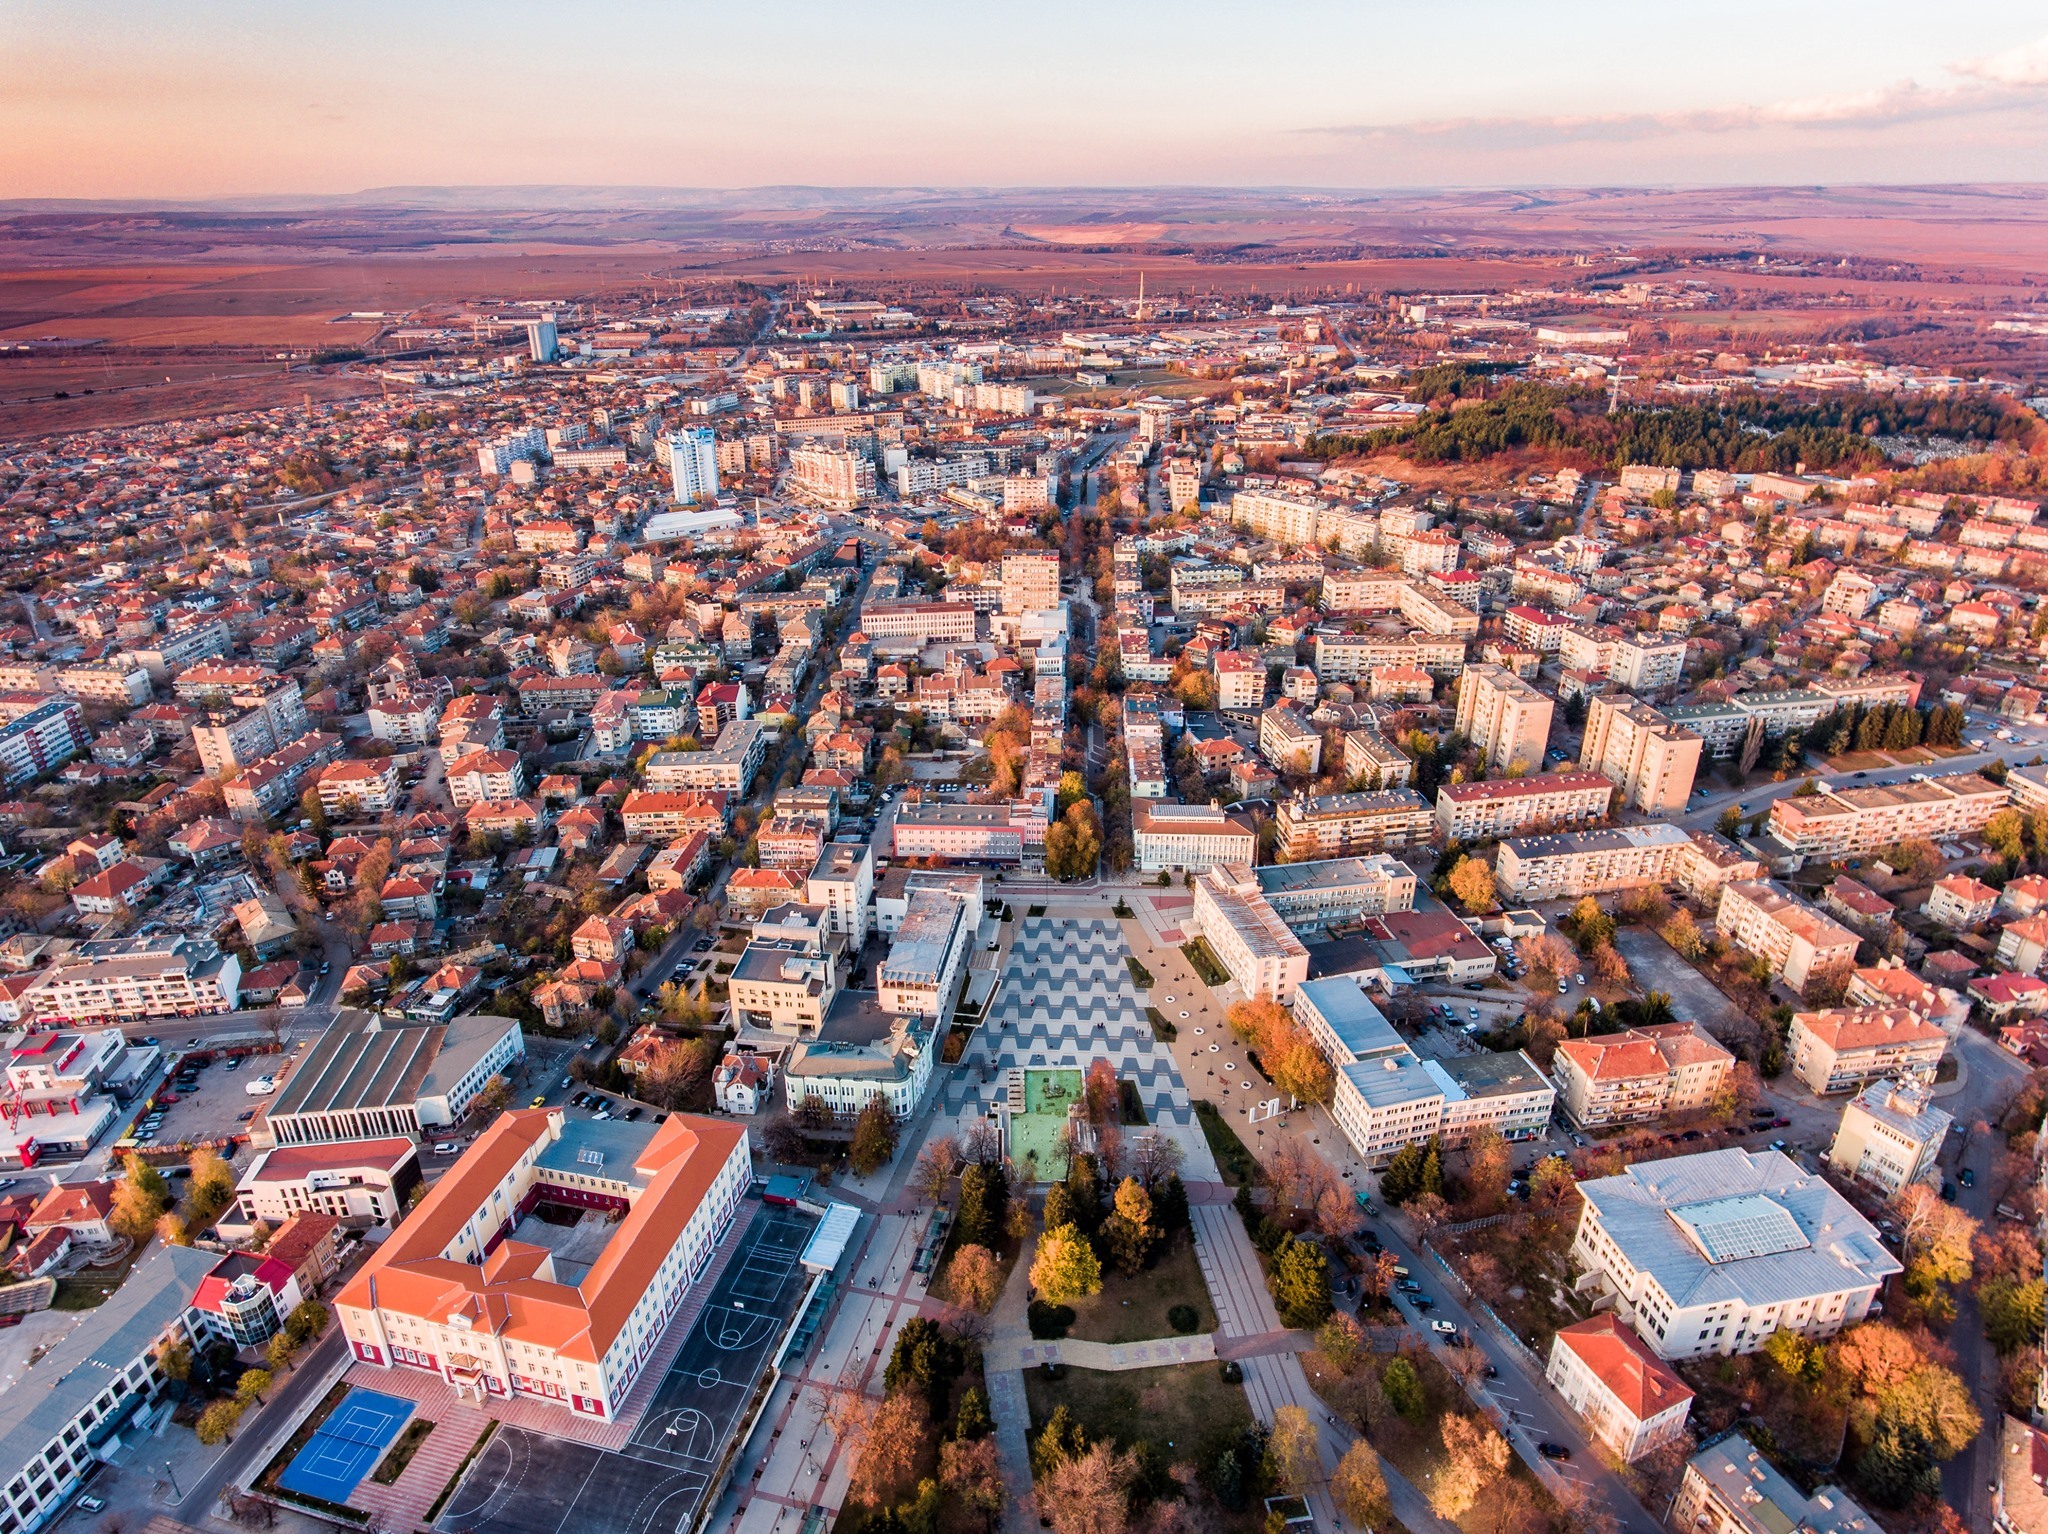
xmin=1954 ymin=35 xmax=2048 ymax=87
xmin=1308 ymin=39 xmax=2048 ymax=151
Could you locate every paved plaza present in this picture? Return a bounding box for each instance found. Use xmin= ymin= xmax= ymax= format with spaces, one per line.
xmin=943 ymin=915 xmax=1215 ymax=1177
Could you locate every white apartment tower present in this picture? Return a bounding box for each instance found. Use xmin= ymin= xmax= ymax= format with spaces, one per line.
xmin=667 ymin=427 xmax=720 ymax=504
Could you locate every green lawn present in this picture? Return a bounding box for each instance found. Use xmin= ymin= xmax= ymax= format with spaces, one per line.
xmin=1180 ymin=939 xmax=1229 ymax=986
xmin=1024 ymin=1361 xmax=1251 ymax=1465
xmin=1194 ymin=1100 xmax=1258 ymax=1186
xmin=1065 ymin=1232 xmax=1215 ymax=1344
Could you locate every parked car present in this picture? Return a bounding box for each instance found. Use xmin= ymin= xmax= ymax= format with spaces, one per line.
xmin=1410 ymin=1295 xmax=1435 ymax=1311
xmin=1430 ymin=1320 xmax=1458 ymax=1336
xmin=77 ymin=1497 xmax=104 ymax=1514
xmin=1958 ymin=1167 xmax=1976 ymax=1188
xmin=1537 ymin=1443 xmax=1572 ymax=1462
xmin=1462 ymin=981 xmax=1485 ymax=992
xmin=1769 ymin=1139 xmax=1787 ymax=1152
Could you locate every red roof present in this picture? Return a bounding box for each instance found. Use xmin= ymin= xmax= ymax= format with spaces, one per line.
xmin=1553 ymin=1315 xmax=1692 ymax=1421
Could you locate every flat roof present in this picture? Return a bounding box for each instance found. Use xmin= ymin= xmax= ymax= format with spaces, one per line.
xmin=269 ymin=1010 xmax=445 ymax=1119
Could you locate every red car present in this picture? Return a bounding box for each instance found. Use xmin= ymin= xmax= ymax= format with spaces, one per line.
xmin=155 ymin=1093 xmax=178 ymax=1105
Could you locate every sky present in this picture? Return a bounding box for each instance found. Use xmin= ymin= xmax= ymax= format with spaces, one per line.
xmin=6 ymin=0 xmax=2048 ymax=198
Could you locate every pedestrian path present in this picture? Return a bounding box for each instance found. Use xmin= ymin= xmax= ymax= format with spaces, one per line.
xmin=983 ymin=1331 xmax=1215 ymax=1372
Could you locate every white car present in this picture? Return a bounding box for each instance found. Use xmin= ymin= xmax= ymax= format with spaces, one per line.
xmin=244 ymin=1076 xmax=278 ymax=1096
xmin=1430 ymin=1320 xmax=1458 ymax=1336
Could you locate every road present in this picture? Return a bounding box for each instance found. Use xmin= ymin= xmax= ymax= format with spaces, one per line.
xmin=1934 ymin=1031 xmax=2033 ymax=1533
xmin=176 ymin=1327 xmax=349 ymax=1519
xmin=1678 ymin=748 xmax=2015 ymax=833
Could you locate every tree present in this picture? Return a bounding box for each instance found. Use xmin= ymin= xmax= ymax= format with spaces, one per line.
xmin=945 ymin=1244 xmax=1004 ymax=1312
xmin=1660 ymin=908 xmax=1705 ymax=959
xmin=1515 ymin=1156 xmax=1573 ymax=1220
xmin=1030 ymin=1224 xmax=1103 ymax=1305
xmin=1130 ymin=1132 xmax=1184 ymax=1190
xmin=1044 ymin=802 xmax=1104 ymax=881
xmin=1892 ymin=1183 xmax=1978 ymax=1293
xmin=955 ymin=1385 xmax=994 ymax=1441
xmin=190 ymin=1145 xmax=235 ymax=1210
xmin=1361 ymin=1249 xmax=1399 ymax=1304
xmin=1381 ymin=1356 xmax=1426 ymax=1421
xmin=850 ymin=1097 xmax=899 ymax=1177
xmin=1270 ymin=1234 xmax=1333 ymax=1328
xmin=1446 ymin=855 xmax=1498 ymax=915
xmin=1267 ymin=1404 xmax=1320 ymax=1493
xmin=1032 ymin=1404 xmax=1090 ymax=1478
xmin=939 ymin=1436 xmax=1006 ymax=1531
xmin=235 ymin=1369 xmax=273 ymax=1407
xmin=1462 ymin=1124 xmax=1514 ymax=1213
xmin=1101 ymin=1177 xmax=1156 ymax=1276
xmin=884 ymin=1317 xmax=963 ymax=1411
xmin=159 ymin=1341 xmax=193 ymax=1384
xmin=1332 ymin=1442 xmax=1392 ymax=1528
xmin=196 ymin=1399 xmax=245 ymax=1446
xmin=472 ymin=1075 xmax=513 ymax=1119
xmin=1516 ymin=932 xmax=1576 ymax=989
xmin=284 ymin=1299 xmax=329 ymax=1344
xmin=1042 ymin=1442 xmax=1142 ymax=1534
xmin=110 ymin=1154 xmax=172 ymax=1241
xmin=1565 ymin=896 xmax=1614 ymax=953
xmin=957 ymin=1162 xmax=1007 ymax=1248
xmin=1983 ymin=1278 xmax=2048 ymax=1354
xmin=264 ymin=1332 xmax=299 ymax=1374
xmin=1316 ymin=1312 xmax=1366 ymax=1372
xmin=1432 ymin=1413 xmax=1510 ymax=1520
xmin=848 ymin=1394 xmax=934 ymax=1509
xmin=912 ymin=1137 xmax=962 ymax=1207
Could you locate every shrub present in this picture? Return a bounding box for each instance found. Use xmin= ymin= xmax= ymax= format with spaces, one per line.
xmin=1219 ymin=1360 xmax=1244 ymax=1384
xmin=1168 ymin=1304 xmax=1200 ymax=1334
xmin=1027 ymin=1301 xmax=1075 ymax=1339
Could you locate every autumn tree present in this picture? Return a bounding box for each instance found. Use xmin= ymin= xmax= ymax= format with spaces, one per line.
xmin=195 ymin=1399 xmax=245 ymax=1446
xmin=847 ymin=1394 xmax=934 ymax=1508
xmin=912 ymin=1136 xmax=962 ymax=1206
xmin=1042 ymin=1442 xmax=1143 ymax=1534
xmin=1891 ymin=1183 xmax=1977 ymax=1298
xmin=939 ymin=1435 xmax=1006 ymax=1531
xmin=1445 ymin=854 xmax=1499 ymax=915
xmin=1432 ymin=1413 xmax=1510 ymax=1520
xmin=1660 ymin=908 xmax=1705 ymax=959
xmin=1528 ymin=1154 xmax=1578 ymax=1215
xmin=111 ymin=1154 xmax=172 ymax=1242
xmin=1100 ymin=1177 xmax=1157 ymax=1277
xmin=1266 ymin=1404 xmax=1320 ymax=1493
xmin=945 ymin=1244 xmax=1004 ymax=1312
xmin=1316 ymin=1312 xmax=1366 ymax=1372
xmin=1462 ymin=1124 xmax=1514 ymax=1213
xmin=1516 ymin=932 xmax=1576 ymax=989
xmin=1269 ymin=1234 xmax=1333 ymax=1328
xmin=1030 ymin=1224 xmax=1103 ymax=1305
xmin=1332 ymin=1442 xmax=1392 ymax=1528
xmin=1044 ymin=802 xmax=1104 ymax=881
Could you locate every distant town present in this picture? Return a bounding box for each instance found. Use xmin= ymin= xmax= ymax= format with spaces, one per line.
xmin=0 ymin=265 xmax=2044 ymax=1534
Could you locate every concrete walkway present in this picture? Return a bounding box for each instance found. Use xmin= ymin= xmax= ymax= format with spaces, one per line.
xmin=985 ymin=1332 xmax=1215 ymax=1372
xmin=985 ymin=1231 xmax=1042 ymax=1534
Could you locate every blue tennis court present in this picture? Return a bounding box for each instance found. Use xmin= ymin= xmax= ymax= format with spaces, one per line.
xmin=279 ymin=1388 xmax=414 ymax=1504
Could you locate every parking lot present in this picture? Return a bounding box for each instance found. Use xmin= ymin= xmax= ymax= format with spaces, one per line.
xmin=124 ymin=1038 xmax=298 ymax=1152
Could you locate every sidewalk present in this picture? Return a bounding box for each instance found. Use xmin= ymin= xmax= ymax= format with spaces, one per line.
xmin=984 ymin=1332 xmax=1215 ymax=1372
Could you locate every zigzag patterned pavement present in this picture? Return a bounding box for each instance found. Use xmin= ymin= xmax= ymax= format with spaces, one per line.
xmin=944 ymin=917 xmax=1200 ymax=1143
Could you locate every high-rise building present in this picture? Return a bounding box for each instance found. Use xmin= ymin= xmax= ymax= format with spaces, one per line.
xmin=1453 ymin=663 xmax=1554 ymax=775
xmin=525 ymin=315 xmax=558 ymax=362
xmin=667 ymin=427 xmax=720 ymax=504
xmin=1000 ymin=551 xmax=1060 ymax=614
xmin=1579 ymin=694 xmax=1703 ymax=813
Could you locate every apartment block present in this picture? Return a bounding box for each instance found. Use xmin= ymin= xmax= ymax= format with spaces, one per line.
xmin=1132 ymin=802 xmax=1257 ymax=874
xmin=1578 ymin=694 xmax=1702 ymax=813
xmin=1191 ymin=865 xmax=1310 ymax=1002
xmin=1826 ymin=1076 xmax=1951 ymax=1193
xmin=1296 ymin=978 xmax=1554 ymax=1163
xmin=1435 ymin=770 xmax=1612 ymax=841
xmin=1494 ymin=823 xmax=1692 ymax=901
xmin=999 ymin=551 xmax=1059 ymax=614
xmin=1545 ymin=1316 xmax=1693 ymax=1463
xmin=1551 ymin=1023 xmax=1736 ymax=1129
xmin=1609 ymin=633 xmax=1687 ymax=692
xmin=1715 ymin=881 xmax=1860 ymax=996
xmin=1788 ymin=1006 xmax=1947 ymax=1096
xmin=1767 ymin=772 xmax=2005 ymax=862
xmin=1453 ymin=663 xmax=1553 ymax=775
xmin=1672 ymin=1434 xmax=1876 ymax=1534
xmin=1276 ymin=790 xmax=1435 ymax=859
xmin=1258 ymin=703 xmax=1322 ymax=775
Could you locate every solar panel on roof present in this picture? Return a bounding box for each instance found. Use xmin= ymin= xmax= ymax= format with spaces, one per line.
xmin=1670 ymin=1194 xmax=1810 ymax=1264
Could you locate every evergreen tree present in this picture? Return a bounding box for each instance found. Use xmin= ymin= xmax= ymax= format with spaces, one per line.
xmin=955 ymin=1386 xmax=994 ymax=1441
xmin=1270 ymin=1235 xmax=1333 ymax=1328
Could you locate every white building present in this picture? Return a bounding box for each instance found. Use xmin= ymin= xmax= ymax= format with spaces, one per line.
xmin=1545 ymin=1316 xmax=1693 ymax=1462
xmin=1826 ymin=1077 xmax=1951 ymax=1194
xmin=1454 ymin=663 xmax=1553 ymax=776
xmin=1191 ymin=865 xmax=1310 ymax=1002
xmin=667 ymin=427 xmax=719 ymax=504
xmin=1568 ymin=1147 xmax=1901 ymax=1361
xmin=1133 ymin=802 xmax=1258 ymax=874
